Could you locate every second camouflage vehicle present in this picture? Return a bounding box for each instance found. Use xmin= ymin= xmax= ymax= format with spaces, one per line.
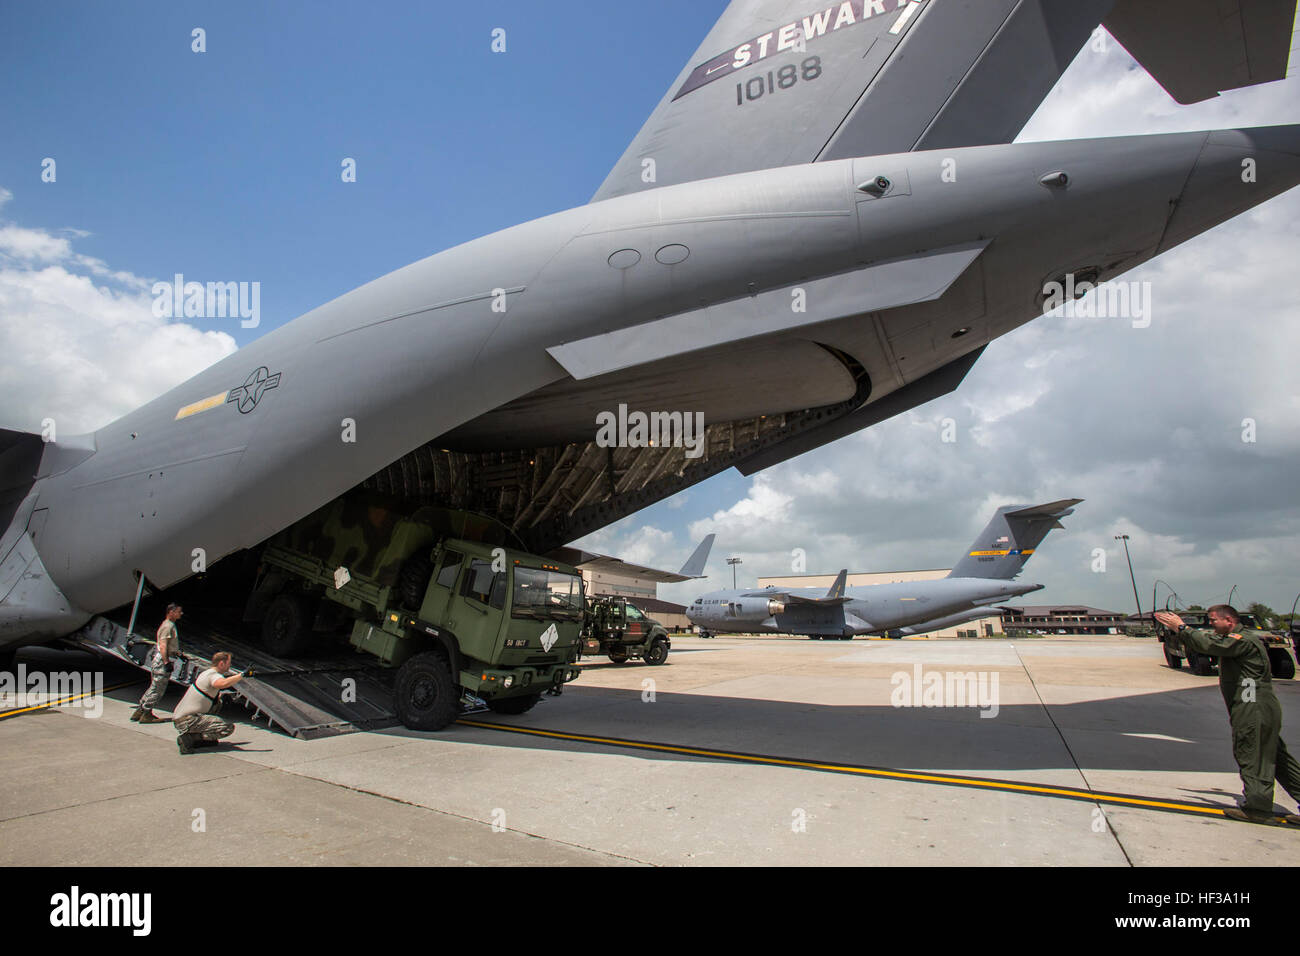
xmin=246 ymin=494 xmax=584 ymax=729
xmin=1156 ymin=608 xmax=1296 ymax=680
xmin=581 ymin=595 xmax=671 ymax=665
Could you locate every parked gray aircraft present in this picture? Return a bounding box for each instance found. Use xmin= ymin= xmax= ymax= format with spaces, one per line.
xmin=3 ymin=0 xmax=1298 ymax=656
xmin=686 ymin=500 xmax=1081 ymax=638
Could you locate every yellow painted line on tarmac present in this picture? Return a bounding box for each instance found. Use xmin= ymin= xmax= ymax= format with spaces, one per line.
xmin=0 ymin=680 xmax=141 ymax=720
xmin=456 ymin=718 xmax=1267 ymax=821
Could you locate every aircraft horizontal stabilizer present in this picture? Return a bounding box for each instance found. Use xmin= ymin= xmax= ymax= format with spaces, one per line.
xmin=1105 ymin=0 xmax=1297 ymax=105
xmin=547 ymin=241 xmax=989 ymax=381
xmin=1004 ymin=499 xmax=1083 ymax=522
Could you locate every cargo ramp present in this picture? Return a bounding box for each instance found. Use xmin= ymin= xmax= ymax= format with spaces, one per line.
xmin=69 ymin=614 xmax=401 ymax=739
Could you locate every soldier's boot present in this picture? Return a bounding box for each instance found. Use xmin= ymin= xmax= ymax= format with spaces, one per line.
xmin=177 ymin=733 xmax=197 ymax=755
xmin=129 ymin=707 xmax=146 ymax=722
xmin=1223 ymin=807 xmax=1285 ymax=826
xmin=138 ymin=711 xmax=164 ymax=724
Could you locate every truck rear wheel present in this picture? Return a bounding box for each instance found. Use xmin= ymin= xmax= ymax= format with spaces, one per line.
xmin=262 ymin=594 xmax=313 ymax=657
xmin=644 ymin=638 xmax=668 ymax=666
xmin=607 ymin=648 xmax=630 ymax=664
xmin=1163 ymin=643 xmax=1182 ymax=669
xmin=486 ymin=693 xmax=542 ymax=715
xmin=398 ymin=556 xmax=433 ymax=612
xmin=1188 ymin=651 xmax=1215 ymax=676
xmin=1268 ymin=648 xmax=1296 ymax=680
xmin=395 ymin=651 xmax=459 ymax=731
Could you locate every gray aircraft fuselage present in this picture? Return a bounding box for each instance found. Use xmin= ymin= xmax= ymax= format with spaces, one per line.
xmin=5 ymin=125 xmax=1300 ymax=648
xmin=687 ymin=577 xmax=1042 ymax=637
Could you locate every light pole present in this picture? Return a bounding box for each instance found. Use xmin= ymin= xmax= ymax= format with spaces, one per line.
xmin=1227 ymin=584 xmax=1239 ymax=608
xmin=727 ymin=557 xmax=742 ymax=589
xmin=1115 ymin=534 xmax=1142 ymax=619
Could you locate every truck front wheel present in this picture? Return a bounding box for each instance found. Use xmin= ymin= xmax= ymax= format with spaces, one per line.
xmin=1268 ymin=648 xmax=1296 ymax=680
xmin=1163 ymin=643 xmax=1182 ymax=669
xmin=395 ymin=651 xmax=459 ymax=730
xmin=644 ymin=638 xmax=669 ymax=666
xmin=262 ymin=594 xmax=313 ymax=657
xmin=486 ymin=693 xmax=542 ymax=716
xmin=1188 ymin=651 xmax=1215 ymax=677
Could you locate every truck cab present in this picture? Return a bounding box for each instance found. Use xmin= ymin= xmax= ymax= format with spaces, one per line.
xmin=348 ymin=540 xmax=585 ymax=726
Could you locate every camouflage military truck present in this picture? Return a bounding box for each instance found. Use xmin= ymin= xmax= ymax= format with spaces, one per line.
xmin=1157 ymin=609 xmax=1297 ymax=679
xmin=244 ymin=493 xmax=584 ymax=729
xmin=580 ymin=595 xmax=670 ymax=665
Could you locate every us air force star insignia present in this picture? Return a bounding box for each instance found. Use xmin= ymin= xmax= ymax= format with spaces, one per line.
xmin=539 ymin=624 xmax=558 ymax=652
xmin=226 ymin=366 xmax=282 ymax=414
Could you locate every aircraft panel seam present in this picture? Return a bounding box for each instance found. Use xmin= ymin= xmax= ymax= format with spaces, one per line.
xmin=70 ymin=447 xmax=247 ymax=490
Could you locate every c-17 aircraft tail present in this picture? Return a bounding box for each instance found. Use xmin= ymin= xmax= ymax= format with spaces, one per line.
xmin=825 ymin=569 xmax=848 ymax=599
xmin=946 ymin=499 xmax=1083 ymax=581
xmin=678 ymin=533 xmax=716 ymax=578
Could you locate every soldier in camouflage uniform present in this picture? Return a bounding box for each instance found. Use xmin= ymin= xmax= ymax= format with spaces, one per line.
xmin=173 ymin=651 xmax=247 ymax=754
xmin=131 ymin=604 xmax=182 ymax=723
xmin=1156 ymin=605 xmax=1300 ymax=825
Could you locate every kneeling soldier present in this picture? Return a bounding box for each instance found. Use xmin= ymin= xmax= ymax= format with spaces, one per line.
xmin=173 ymin=651 xmax=246 ymax=755
xmin=1155 ymin=605 xmax=1300 ymax=825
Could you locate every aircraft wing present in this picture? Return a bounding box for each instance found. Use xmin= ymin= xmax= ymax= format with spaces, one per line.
xmin=594 ymin=0 xmax=1298 ymax=202
xmin=739 ymin=590 xmax=852 ymax=606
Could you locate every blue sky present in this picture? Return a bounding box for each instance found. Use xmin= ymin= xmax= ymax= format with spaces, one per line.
xmin=3 ymin=3 xmax=1300 ymax=612
xmin=0 ymin=0 xmax=720 ymax=343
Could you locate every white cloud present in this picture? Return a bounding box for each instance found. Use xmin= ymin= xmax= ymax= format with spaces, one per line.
xmin=0 ymin=190 xmax=237 ymax=435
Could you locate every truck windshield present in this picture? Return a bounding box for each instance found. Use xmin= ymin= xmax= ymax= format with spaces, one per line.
xmin=512 ymin=568 xmax=584 ymax=620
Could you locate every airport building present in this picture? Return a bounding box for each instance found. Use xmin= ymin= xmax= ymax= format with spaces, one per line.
xmin=756 ymin=569 xmax=1003 ymax=638
xmin=999 ymin=606 xmax=1127 ymax=635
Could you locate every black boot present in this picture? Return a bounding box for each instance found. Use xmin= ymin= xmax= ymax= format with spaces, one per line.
xmin=1224 ymin=806 xmax=1283 ymax=826
xmin=177 ymin=733 xmax=196 ymax=755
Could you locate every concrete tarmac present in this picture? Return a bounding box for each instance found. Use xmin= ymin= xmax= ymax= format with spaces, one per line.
xmin=2 ymin=636 xmax=1298 ymax=865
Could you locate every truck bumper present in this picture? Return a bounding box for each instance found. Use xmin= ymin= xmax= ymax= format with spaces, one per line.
xmin=460 ymin=662 xmax=581 ymax=697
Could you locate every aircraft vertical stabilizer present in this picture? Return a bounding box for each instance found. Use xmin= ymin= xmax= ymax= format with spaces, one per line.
xmin=947 ymin=499 xmax=1082 ymax=581
xmin=679 ymin=534 xmax=716 ymax=578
